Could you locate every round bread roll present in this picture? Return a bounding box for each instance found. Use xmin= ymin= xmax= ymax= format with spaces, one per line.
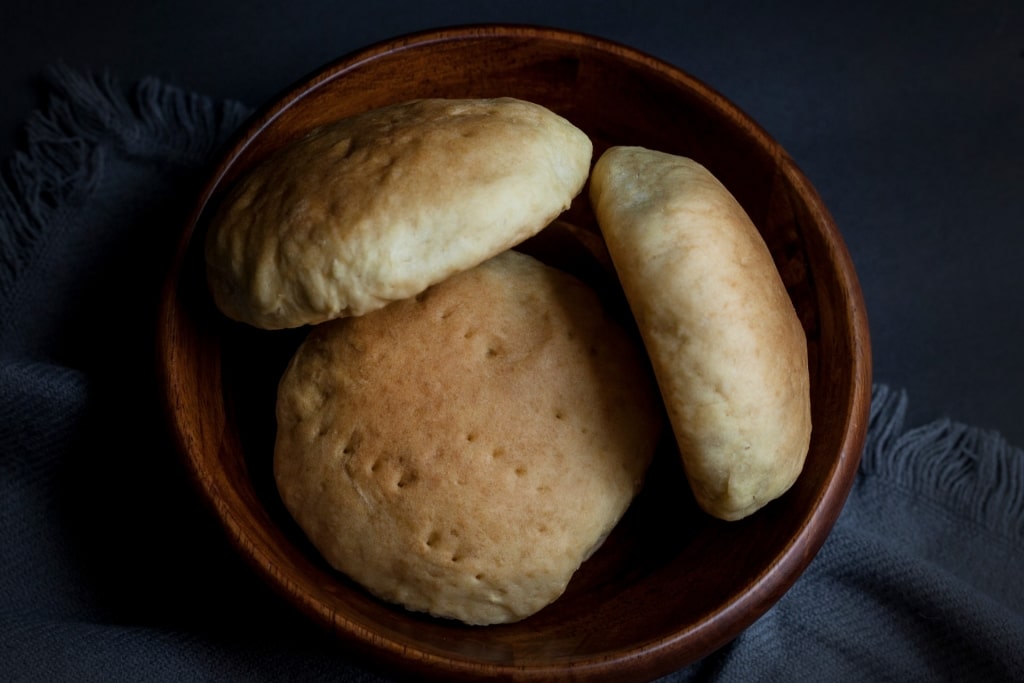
xmin=273 ymin=249 xmax=663 ymax=625
xmin=589 ymin=146 xmax=811 ymax=522
xmin=205 ymin=97 xmax=593 ymax=329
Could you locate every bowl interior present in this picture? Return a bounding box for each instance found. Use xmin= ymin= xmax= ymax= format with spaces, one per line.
xmin=159 ymin=25 xmax=871 ymax=683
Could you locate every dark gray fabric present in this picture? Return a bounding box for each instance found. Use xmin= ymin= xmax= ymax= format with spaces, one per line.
xmin=1 ymin=67 xmax=1021 ymax=682
xmin=677 ymin=385 xmax=1024 ymax=681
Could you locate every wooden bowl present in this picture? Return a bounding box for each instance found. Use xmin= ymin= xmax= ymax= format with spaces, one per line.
xmin=157 ymin=25 xmax=871 ymax=683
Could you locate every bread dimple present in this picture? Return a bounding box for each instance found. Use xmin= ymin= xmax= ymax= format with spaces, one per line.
xmin=589 ymin=146 xmax=811 ymax=522
xmin=273 ymin=249 xmax=662 ymax=625
xmin=205 ymin=98 xmax=593 ymax=329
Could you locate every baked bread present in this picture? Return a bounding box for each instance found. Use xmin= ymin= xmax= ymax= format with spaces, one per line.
xmin=273 ymin=249 xmax=662 ymax=624
xmin=205 ymin=98 xmax=592 ymax=329
xmin=589 ymin=146 xmax=811 ymax=521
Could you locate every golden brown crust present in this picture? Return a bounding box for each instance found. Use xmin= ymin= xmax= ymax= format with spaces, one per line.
xmin=205 ymin=98 xmax=592 ymax=329
xmin=590 ymin=146 xmax=811 ymax=521
xmin=273 ymin=250 xmax=662 ymax=624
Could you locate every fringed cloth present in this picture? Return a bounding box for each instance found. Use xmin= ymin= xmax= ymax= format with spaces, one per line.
xmin=1 ymin=67 xmax=1021 ymax=682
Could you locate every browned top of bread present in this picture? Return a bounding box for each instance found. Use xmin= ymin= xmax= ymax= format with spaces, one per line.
xmin=273 ymin=249 xmax=663 ymax=624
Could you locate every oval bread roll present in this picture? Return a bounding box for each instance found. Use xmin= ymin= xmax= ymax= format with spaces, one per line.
xmin=273 ymin=249 xmax=663 ymax=624
xmin=205 ymin=97 xmax=592 ymax=329
xmin=589 ymin=146 xmax=811 ymax=521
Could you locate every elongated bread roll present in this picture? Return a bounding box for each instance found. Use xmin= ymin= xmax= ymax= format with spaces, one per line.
xmin=589 ymin=146 xmax=811 ymax=521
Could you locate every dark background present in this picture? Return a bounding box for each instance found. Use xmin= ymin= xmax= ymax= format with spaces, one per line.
xmin=3 ymin=0 xmax=1022 ymax=447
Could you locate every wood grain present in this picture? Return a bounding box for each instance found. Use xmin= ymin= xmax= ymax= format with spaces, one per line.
xmin=156 ymin=25 xmax=871 ymax=683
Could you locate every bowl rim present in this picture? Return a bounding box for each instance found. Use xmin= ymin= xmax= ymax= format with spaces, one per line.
xmin=156 ymin=23 xmax=873 ymax=682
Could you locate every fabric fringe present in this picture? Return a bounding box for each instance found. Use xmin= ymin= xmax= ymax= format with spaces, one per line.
xmin=862 ymin=384 xmax=1024 ymax=539
xmin=0 ymin=64 xmax=250 ymax=311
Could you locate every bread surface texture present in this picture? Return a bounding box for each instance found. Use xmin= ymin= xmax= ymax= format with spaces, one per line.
xmin=205 ymin=98 xmax=593 ymax=329
xmin=589 ymin=146 xmax=811 ymax=521
xmin=273 ymin=249 xmax=662 ymax=624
